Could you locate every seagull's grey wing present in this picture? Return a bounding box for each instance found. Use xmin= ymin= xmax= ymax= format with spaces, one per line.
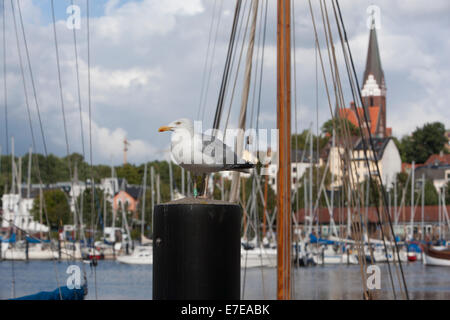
xmin=201 ymin=134 xmax=254 ymax=171
xmin=201 ymin=134 xmax=238 ymax=165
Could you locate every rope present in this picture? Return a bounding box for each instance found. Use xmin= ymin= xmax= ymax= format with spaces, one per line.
xmin=2 ymin=0 xmax=8 ymax=156
xmin=70 ymin=0 xmax=85 ymax=158
xmin=212 ymin=0 xmax=242 ymax=131
xmin=196 ymin=0 xmax=218 ymax=120
xmin=333 ymin=0 xmax=409 ymax=299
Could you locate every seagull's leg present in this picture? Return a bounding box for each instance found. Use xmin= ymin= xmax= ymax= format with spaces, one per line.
xmin=199 ymin=174 xmax=209 ymax=199
xmin=193 ymin=173 xmax=198 ymax=198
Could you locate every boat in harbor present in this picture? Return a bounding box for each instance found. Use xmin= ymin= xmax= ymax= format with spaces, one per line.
xmin=422 ymin=245 xmax=450 ymax=266
xmin=241 ymin=246 xmax=277 ymax=268
xmin=116 ymin=245 xmax=153 ymax=265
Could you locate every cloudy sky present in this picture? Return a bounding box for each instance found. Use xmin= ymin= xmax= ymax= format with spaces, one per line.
xmin=1 ymin=0 xmax=449 ymax=165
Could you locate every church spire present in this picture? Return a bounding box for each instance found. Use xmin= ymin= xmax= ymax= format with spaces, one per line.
xmin=363 ymin=15 xmax=385 ymax=91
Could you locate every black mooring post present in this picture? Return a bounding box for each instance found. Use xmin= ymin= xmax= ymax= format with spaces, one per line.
xmin=153 ymin=199 xmax=241 ymax=300
xmin=25 ymin=239 xmax=29 ymax=261
xmin=58 ymin=240 xmax=61 ymax=261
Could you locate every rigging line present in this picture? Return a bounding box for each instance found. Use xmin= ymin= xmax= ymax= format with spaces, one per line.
xmin=2 ymin=0 xmax=8 ymax=156
xmin=86 ymin=0 xmax=97 ymax=300
xmin=212 ymin=0 xmax=242 ymax=132
xmin=200 ymin=0 xmax=224 ymax=124
xmin=219 ymin=0 xmax=248 ymax=136
xmin=248 ymin=0 xmax=264 ymax=130
xmin=222 ymin=0 xmax=251 ymax=138
xmin=70 ymin=0 xmax=85 ymax=158
xmin=9 ymin=0 xmax=63 ymax=298
xmin=196 ymin=0 xmax=218 ymax=120
xmin=331 ymin=10 xmax=395 ymax=302
xmin=309 ymin=0 xmax=376 ymax=297
xmin=16 ymin=0 xmax=48 ymax=157
xmin=49 ymin=0 xmax=91 ymax=292
xmin=320 ymin=0 xmax=375 ymax=275
xmin=334 ymin=0 xmax=409 ymax=300
xmin=290 ymin=0 xmax=298 ymax=298
xmin=318 ymin=0 xmax=371 ymax=289
xmin=255 ymin=0 xmax=268 ymax=157
xmin=50 ymin=0 xmax=72 ymax=166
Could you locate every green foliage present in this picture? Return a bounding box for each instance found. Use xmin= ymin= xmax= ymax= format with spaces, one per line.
xmin=30 ymin=189 xmax=71 ymax=228
xmin=321 ymin=118 xmax=359 ymax=137
xmin=291 ymin=129 xmax=329 ymax=154
xmin=386 ymin=172 xmax=439 ymax=207
xmin=293 ymin=165 xmax=332 ymax=209
xmin=76 ymin=188 xmax=110 ymax=229
xmin=398 ymin=122 xmax=447 ymax=164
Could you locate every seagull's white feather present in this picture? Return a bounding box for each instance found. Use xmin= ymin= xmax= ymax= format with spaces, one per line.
xmin=160 ymin=118 xmax=254 ymax=174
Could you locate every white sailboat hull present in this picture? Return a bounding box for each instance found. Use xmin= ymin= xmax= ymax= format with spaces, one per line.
xmin=241 ymin=248 xmax=277 ymax=268
xmin=116 ymin=246 xmax=153 ymax=265
xmin=423 ymin=252 xmax=450 ymax=266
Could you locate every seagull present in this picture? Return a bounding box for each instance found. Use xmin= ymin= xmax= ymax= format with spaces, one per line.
xmin=158 ymin=118 xmax=254 ymax=198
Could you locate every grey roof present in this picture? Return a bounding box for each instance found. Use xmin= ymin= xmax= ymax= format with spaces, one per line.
xmin=363 ymin=24 xmax=385 ymax=89
xmin=353 ymin=137 xmax=391 ymax=160
xmin=116 ymin=185 xmax=142 ymax=200
xmin=415 ymin=165 xmax=450 ymax=181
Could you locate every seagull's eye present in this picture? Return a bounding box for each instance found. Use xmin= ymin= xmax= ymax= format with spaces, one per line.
xmin=175 ymin=121 xmax=181 ymax=125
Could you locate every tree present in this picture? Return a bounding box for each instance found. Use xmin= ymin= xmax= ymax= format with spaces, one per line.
xmin=293 ymin=165 xmax=332 ymax=210
xmin=30 ymin=189 xmax=71 ymax=229
xmin=400 ymin=122 xmax=447 ymax=164
xmin=321 ymin=118 xmax=359 ymax=137
xmin=291 ymin=129 xmax=329 ymax=153
xmin=76 ymin=188 xmax=110 ymax=229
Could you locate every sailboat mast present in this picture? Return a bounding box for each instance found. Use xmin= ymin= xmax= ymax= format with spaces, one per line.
xmin=421 ymin=174 xmax=424 ymax=241
xmin=27 ymin=147 xmax=32 ymax=198
xmin=11 ymin=136 xmax=15 ymax=194
xmin=141 ymin=162 xmax=148 ymax=239
xmin=410 ymin=161 xmax=415 ymax=240
xmin=276 ymin=0 xmax=292 ymax=300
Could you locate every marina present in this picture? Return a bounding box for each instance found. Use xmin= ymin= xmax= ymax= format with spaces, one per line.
xmin=2 ymin=260 xmax=450 ymax=300
xmin=0 ymin=0 xmax=449 ymax=302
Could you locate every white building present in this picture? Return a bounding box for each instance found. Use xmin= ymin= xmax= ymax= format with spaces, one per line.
xmin=267 ymin=150 xmax=322 ymax=193
xmin=1 ymin=192 xmax=48 ymax=233
xmin=329 ymin=137 xmax=402 ymax=188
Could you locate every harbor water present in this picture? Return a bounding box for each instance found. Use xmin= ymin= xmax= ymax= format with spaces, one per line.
xmin=1 ymin=261 xmax=450 ymax=300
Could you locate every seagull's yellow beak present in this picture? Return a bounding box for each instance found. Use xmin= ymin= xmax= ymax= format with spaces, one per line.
xmin=158 ymin=126 xmax=172 ymax=132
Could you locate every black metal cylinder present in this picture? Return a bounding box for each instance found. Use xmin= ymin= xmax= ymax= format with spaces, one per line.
xmin=153 ymin=199 xmax=241 ymax=300
xmin=25 ymin=240 xmax=29 ymax=261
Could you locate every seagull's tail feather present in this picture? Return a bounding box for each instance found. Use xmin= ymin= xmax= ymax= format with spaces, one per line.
xmin=224 ymin=162 xmax=255 ymax=173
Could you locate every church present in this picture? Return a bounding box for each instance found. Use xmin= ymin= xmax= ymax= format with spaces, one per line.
xmin=338 ymin=18 xmax=391 ymax=138
xmin=329 ymin=18 xmax=401 ymax=188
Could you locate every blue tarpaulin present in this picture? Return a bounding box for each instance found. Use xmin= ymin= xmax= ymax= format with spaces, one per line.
xmin=408 ymin=242 xmax=422 ymax=253
xmin=11 ymin=285 xmax=87 ymax=300
xmin=25 ymin=236 xmax=50 ymax=244
xmin=309 ymin=234 xmax=335 ymax=245
xmin=1 ymin=233 xmax=16 ymax=243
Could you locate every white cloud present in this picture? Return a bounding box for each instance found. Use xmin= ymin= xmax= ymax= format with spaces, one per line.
xmin=3 ymin=0 xmax=449 ymax=164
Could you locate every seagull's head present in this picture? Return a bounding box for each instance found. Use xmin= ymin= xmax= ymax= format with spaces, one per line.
xmin=158 ymin=118 xmax=193 ymax=134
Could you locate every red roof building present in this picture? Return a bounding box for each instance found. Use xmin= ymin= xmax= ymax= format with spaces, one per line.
xmin=338 ymin=17 xmax=391 ymax=139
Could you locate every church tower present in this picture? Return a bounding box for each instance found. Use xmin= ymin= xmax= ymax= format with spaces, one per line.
xmin=361 ymin=17 xmax=388 ymax=138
